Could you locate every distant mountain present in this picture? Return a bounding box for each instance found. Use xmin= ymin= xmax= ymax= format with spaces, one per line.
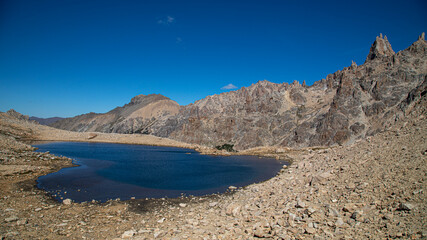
xmin=30 ymin=116 xmax=64 ymax=125
xmin=50 ymin=94 xmax=180 ymax=134
xmin=147 ymin=33 xmax=426 ymax=150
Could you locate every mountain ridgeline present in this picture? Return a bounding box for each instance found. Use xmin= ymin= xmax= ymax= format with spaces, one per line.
xmin=51 ymin=34 xmax=427 ymax=150
xmin=51 ymin=94 xmax=180 ymax=134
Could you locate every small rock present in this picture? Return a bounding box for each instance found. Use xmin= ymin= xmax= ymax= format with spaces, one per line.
xmin=17 ymin=219 xmax=28 ymax=225
xmin=226 ymin=203 xmax=241 ymax=217
xmin=305 ymin=227 xmax=316 ymax=234
xmin=157 ymin=217 xmax=166 ymax=223
xmin=335 ymin=218 xmax=344 ymax=227
xmin=276 ymin=148 xmax=287 ymax=153
xmin=350 ymin=211 xmax=364 ymax=222
xmin=383 ymin=213 xmax=393 ymax=220
xmin=121 ymin=230 xmax=136 ymax=239
xmin=5 ymin=216 xmax=19 ymax=223
xmin=228 ymin=186 xmax=237 ymax=190
xmin=34 ymin=208 xmax=42 ymax=212
xmin=62 ymin=199 xmax=72 ymax=205
xmin=296 ymin=200 xmax=306 ymax=208
xmin=5 ymin=232 xmax=19 ymax=238
xmin=346 ymin=183 xmax=356 ymax=190
xmin=342 ymin=203 xmax=356 ymax=213
xmin=179 ymin=203 xmax=187 ymax=208
xmin=87 ymin=133 xmax=98 ymax=139
xmin=153 ymin=230 xmax=164 ymax=238
xmin=412 ymin=189 xmax=423 ymax=195
xmin=328 ymin=207 xmax=340 ymax=217
xmin=397 ymin=202 xmax=414 ymax=211
xmin=253 ymin=221 xmax=271 ymax=238
xmin=305 ymin=207 xmax=316 ymax=216
xmin=209 ymin=202 xmax=218 ymax=207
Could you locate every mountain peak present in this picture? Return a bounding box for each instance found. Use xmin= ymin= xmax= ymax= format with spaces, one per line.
xmin=6 ymin=109 xmax=29 ymax=121
xmin=407 ymin=32 xmax=426 ymax=54
xmin=130 ymin=94 xmax=169 ymax=104
xmin=365 ymin=34 xmax=395 ymax=62
xmin=418 ymin=32 xmax=425 ymax=41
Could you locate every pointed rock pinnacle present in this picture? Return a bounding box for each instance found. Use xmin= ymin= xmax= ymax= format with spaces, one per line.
xmin=365 ymin=34 xmax=395 ymax=62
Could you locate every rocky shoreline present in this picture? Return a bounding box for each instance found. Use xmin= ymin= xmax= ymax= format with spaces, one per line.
xmin=1 ymin=105 xmax=426 ymax=239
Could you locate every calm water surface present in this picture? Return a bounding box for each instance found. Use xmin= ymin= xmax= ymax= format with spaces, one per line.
xmin=34 ymin=142 xmax=285 ymax=203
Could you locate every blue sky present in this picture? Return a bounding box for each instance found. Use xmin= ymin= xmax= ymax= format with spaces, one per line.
xmin=0 ymin=0 xmax=426 ymax=117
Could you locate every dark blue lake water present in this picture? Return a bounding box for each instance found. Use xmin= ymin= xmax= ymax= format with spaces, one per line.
xmin=34 ymin=142 xmax=284 ymax=203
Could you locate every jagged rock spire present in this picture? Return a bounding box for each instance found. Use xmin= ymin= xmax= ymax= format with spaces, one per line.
xmin=408 ymin=32 xmax=426 ymax=54
xmin=365 ymin=34 xmax=395 ymax=62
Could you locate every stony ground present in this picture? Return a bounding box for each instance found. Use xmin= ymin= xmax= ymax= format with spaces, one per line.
xmin=0 ymin=106 xmax=426 ymax=239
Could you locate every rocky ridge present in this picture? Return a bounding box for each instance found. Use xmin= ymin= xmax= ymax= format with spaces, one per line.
xmin=51 ymin=94 xmax=180 ymax=134
xmin=149 ymin=33 xmax=427 ymax=150
xmin=50 ymin=34 xmax=426 ymax=151
xmin=29 ymin=116 xmax=64 ymax=126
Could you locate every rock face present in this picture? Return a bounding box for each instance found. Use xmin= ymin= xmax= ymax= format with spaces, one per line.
xmin=149 ymin=33 xmax=426 ymax=150
xmin=365 ymin=33 xmax=395 ymax=61
xmin=29 ymin=116 xmax=64 ymax=126
xmin=6 ymin=109 xmax=29 ymax=121
xmin=50 ymin=94 xmax=180 ymax=134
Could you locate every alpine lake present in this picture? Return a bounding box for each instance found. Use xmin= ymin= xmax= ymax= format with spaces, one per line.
xmin=34 ymin=142 xmax=286 ymax=203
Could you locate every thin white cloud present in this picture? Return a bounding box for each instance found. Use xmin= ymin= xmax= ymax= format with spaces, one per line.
xmin=221 ymin=83 xmax=238 ymax=90
xmin=157 ymin=16 xmax=175 ymax=25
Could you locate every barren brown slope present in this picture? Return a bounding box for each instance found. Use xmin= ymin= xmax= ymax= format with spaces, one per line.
xmin=50 ymin=94 xmax=180 ymax=134
xmin=150 ymin=33 xmax=427 ymax=150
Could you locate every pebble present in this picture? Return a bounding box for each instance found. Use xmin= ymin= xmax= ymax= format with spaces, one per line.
xmin=4 ymin=216 xmax=19 ymax=223
xmin=16 ymin=219 xmax=28 ymax=225
xmin=153 ymin=230 xmax=164 ymax=238
xmin=62 ymin=199 xmax=72 ymax=205
xmin=397 ymin=202 xmax=414 ymax=211
xmin=335 ymin=218 xmax=344 ymax=227
xmin=305 ymin=227 xmax=316 ymax=234
xmin=121 ymin=230 xmax=136 ymax=239
xmin=296 ymin=200 xmax=306 ymax=208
